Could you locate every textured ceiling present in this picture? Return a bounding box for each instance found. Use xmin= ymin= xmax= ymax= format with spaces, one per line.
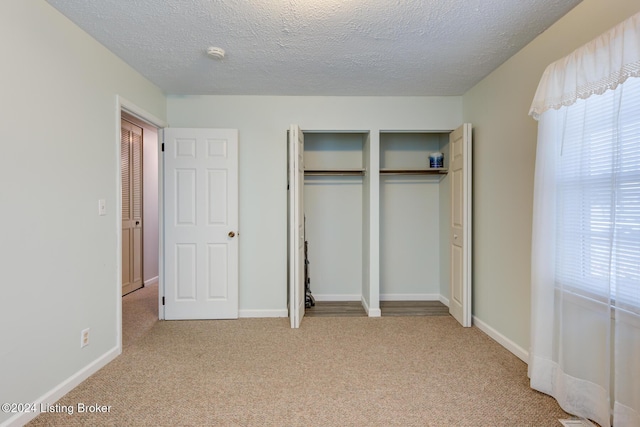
xmin=46 ymin=0 xmax=581 ymax=96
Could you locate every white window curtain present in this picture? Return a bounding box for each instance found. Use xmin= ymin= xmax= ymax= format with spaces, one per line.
xmin=528 ymin=12 xmax=640 ymax=427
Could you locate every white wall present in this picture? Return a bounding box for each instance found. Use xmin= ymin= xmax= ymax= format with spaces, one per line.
xmin=305 ymin=177 xmax=363 ymax=299
xmin=0 ymin=1 xmax=166 ymax=425
xmin=463 ymin=0 xmax=640 ymax=355
xmin=142 ymin=124 xmax=159 ymax=285
xmin=361 ymin=133 xmax=373 ymax=310
xmin=166 ymin=96 xmax=462 ymax=314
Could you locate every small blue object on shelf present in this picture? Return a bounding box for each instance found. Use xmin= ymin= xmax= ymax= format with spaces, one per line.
xmin=429 ymin=152 xmax=444 ymax=168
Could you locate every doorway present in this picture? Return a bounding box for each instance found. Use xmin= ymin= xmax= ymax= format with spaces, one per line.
xmin=121 ymin=112 xmax=160 ymax=294
xmin=117 ymin=98 xmax=165 ymax=350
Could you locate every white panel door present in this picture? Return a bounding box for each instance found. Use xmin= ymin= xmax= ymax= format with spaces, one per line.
xmin=449 ymin=123 xmax=472 ymax=327
xmin=288 ymin=124 xmax=305 ymax=328
xmin=163 ymin=128 xmax=239 ymax=320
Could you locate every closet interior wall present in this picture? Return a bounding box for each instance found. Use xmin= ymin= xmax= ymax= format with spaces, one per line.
xmin=379 ymin=132 xmax=451 ymax=303
xmin=303 ymin=132 xmax=369 ymax=302
xmin=296 ymin=128 xmax=458 ymax=318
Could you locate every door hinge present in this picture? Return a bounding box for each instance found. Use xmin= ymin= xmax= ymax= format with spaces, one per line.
xmin=161 ymin=143 xmax=165 ymax=152
xmin=162 ymin=296 xmax=165 ymax=305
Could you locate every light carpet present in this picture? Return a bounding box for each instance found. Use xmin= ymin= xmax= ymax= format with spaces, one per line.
xmin=28 ymin=285 xmax=571 ymax=426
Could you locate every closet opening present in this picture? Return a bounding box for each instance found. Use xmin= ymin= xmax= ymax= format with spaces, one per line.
xmin=288 ymin=124 xmax=471 ymax=327
xmin=379 ymin=131 xmax=451 ymax=316
xmin=302 ymin=131 xmax=369 ymax=317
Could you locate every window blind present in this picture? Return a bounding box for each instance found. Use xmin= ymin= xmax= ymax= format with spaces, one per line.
xmin=555 ymin=76 xmax=640 ymax=314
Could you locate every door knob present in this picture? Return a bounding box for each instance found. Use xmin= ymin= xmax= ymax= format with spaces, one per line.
xmin=136 ymin=221 xmax=140 ymax=226
xmin=228 ymin=231 xmax=236 ymax=238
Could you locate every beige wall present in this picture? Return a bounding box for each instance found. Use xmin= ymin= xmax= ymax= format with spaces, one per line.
xmin=463 ymin=0 xmax=640 ymax=354
xmin=0 ymin=1 xmax=165 ymax=424
xmin=167 ymin=96 xmax=463 ymax=314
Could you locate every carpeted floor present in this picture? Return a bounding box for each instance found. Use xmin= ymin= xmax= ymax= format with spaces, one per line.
xmin=28 ymin=284 xmax=572 ymax=426
xmin=121 ymin=283 xmax=159 ymax=350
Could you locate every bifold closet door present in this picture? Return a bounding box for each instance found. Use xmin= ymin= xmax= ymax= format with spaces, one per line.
xmin=288 ymin=124 xmax=305 ymax=328
xmin=449 ymin=123 xmax=472 ymax=327
xmin=121 ymin=119 xmax=143 ymax=296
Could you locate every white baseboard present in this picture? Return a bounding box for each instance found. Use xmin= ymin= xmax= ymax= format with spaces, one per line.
xmin=313 ymin=294 xmax=361 ymax=302
xmin=361 ymin=296 xmax=369 ymax=313
xmin=239 ymin=309 xmax=288 ymax=318
xmin=380 ymin=293 xmax=442 ymax=301
xmin=439 ymin=295 xmax=450 ymax=307
xmin=472 ymin=316 xmax=529 ymax=364
xmin=144 ymin=276 xmax=159 ymax=286
xmin=362 ymin=297 xmax=381 ymax=317
xmin=2 ymin=347 xmax=120 ymax=427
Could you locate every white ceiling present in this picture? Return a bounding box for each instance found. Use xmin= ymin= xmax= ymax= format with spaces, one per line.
xmin=46 ymin=0 xmax=581 ymax=96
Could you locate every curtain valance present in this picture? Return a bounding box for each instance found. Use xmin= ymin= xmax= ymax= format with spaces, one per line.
xmin=529 ymin=11 xmax=640 ymax=120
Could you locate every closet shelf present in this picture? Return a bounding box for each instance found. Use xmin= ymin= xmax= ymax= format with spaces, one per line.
xmin=304 ymin=169 xmax=366 ymax=176
xmin=380 ymin=168 xmax=448 ymax=175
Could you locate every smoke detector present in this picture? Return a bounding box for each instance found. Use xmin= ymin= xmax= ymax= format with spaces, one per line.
xmin=206 ymin=46 xmax=225 ymax=60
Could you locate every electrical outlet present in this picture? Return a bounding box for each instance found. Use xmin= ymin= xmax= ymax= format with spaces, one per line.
xmin=98 ymin=199 xmax=106 ymax=216
xmin=81 ymin=328 xmax=90 ymax=348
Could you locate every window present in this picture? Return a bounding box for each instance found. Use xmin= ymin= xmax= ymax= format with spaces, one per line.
xmin=555 ymin=76 xmax=640 ymax=313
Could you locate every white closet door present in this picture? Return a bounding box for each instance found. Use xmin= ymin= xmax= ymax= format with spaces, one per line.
xmin=449 ymin=123 xmax=472 ymax=327
xmin=288 ymin=124 xmax=305 ymax=328
xmin=163 ymin=128 xmax=239 ymax=320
